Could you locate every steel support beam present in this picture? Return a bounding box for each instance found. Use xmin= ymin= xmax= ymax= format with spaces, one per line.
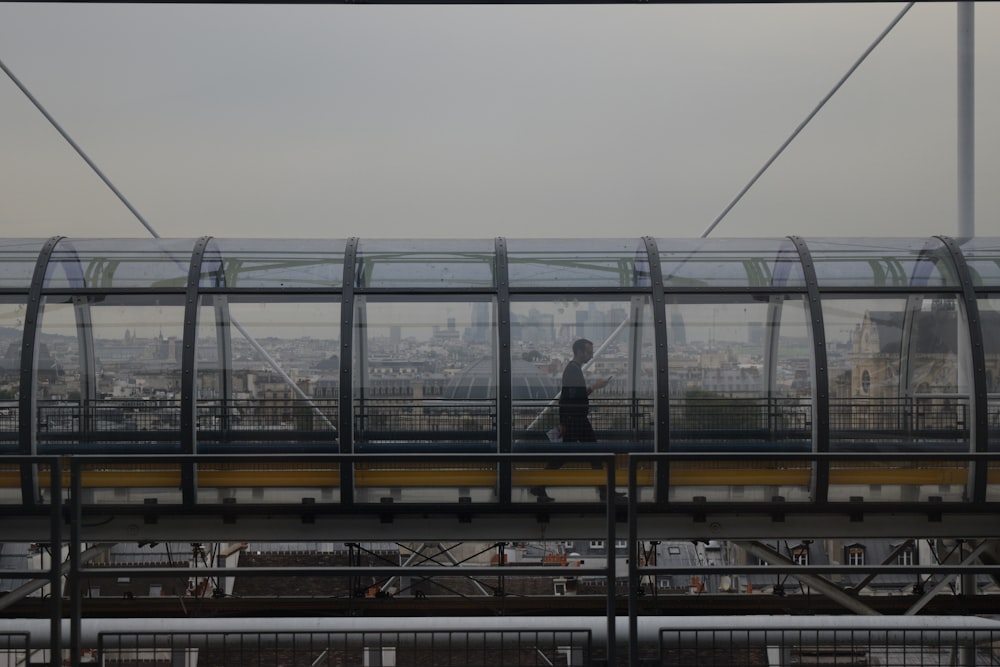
xmin=735 ymin=540 xmax=880 ymax=616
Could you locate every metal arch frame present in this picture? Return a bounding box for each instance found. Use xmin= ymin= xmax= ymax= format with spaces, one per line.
xmin=201 ymin=239 xmax=235 ymax=434
xmin=339 ymin=238 xmax=360 ymax=506
xmin=495 ymin=237 xmax=513 ymax=503
xmin=640 ymin=237 xmax=670 ymax=505
xmin=787 ymin=236 xmax=831 ymax=503
xmin=898 ymin=238 xmax=958 ymax=412
xmin=179 ymin=236 xmax=214 ymax=505
xmin=18 ymin=236 xmax=63 ymax=506
xmin=937 ymin=235 xmax=989 ymax=503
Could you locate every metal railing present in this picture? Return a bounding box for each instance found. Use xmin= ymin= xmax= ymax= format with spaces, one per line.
xmin=5 ymin=396 xmax=983 ymax=453
xmin=829 ymin=396 xmax=970 ymax=443
xmin=353 ymin=399 xmax=496 ymax=445
xmin=97 ymin=629 xmax=594 ymax=666
xmin=654 ymin=623 xmax=1000 ymax=667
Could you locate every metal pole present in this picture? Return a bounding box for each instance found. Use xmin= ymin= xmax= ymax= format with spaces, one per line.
xmin=604 ymin=456 xmax=616 ymax=667
xmin=958 ymin=1 xmax=975 ymax=239
xmin=48 ymin=459 xmax=61 ymax=667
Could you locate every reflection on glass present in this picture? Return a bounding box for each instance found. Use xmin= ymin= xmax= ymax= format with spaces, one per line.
xmin=509 ymin=296 xmax=654 ymax=446
xmin=196 ymin=297 xmax=341 ymax=447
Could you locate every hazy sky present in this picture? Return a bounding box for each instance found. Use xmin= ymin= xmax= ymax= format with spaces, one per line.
xmin=1 ymin=2 xmax=998 ymax=241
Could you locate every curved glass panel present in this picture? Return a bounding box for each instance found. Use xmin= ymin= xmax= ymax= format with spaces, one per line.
xmin=665 ymin=292 xmax=813 ymax=502
xmin=978 ymin=296 xmax=1000 ymax=447
xmin=0 ymin=239 xmax=47 ymax=288
xmin=666 ymin=298 xmax=812 ymax=422
xmin=956 ymin=237 xmax=1000 ymax=287
xmin=34 ymin=293 xmax=187 ymax=453
xmin=355 ymin=239 xmax=494 ymax=289
xmin=44 ymin=238 xmax=196 ymax=289
xmin=657 ymin=238 xmax=805 ymax=288
xmin=823 ymin=294 xmax=971 ymax=501
xmin=506 ymin=239 xmax=648 ymax=288
xmin=806 ymin=238 xmax=958 ymax=288
xmin=204 ymin=239 xmax=346 ymax=289
xmin=980 ymin=296 xmax=1000 ymax=501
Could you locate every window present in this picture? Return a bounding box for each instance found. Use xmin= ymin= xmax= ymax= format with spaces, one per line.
xmin=589 ymin=540 xmax=605 ymax=550
xmin=897 ymin=547 xmax=917 ymax=566
xmin=791 ymin=546 xmax=809 ymax=566
xmin=847 ymin=545 xmax=866 ymax=566
xmin=614 ymin=540 xmax=627 ymax=550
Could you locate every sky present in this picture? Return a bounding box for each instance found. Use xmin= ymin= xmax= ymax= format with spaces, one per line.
xmin=1 ymin=2 xmax=998 ymax=241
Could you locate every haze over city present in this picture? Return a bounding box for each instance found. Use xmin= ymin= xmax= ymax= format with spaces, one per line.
xmin=1 ymin=2 xmax=998 ymax=241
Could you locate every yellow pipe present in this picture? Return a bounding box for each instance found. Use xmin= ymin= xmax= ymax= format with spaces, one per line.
xmin=0 ymin=463 xmax=993 ymax=491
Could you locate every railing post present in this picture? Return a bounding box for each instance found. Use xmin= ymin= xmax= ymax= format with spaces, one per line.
xmin=604 ymin=454 xmax=616 ymax=667
xmin=47 ymin=456 xmax=61 ymax=667
xmin=69 ymin=458 xmax=82 ymax=666
xmin=627 ymin=455 xmax=640 ymax=667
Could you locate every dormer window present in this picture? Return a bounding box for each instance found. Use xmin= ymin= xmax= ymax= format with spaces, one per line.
xmin=895 ymin=544 xmax=917 ymax=566
xmin=846 ymin=544 xmax=866 ymax=566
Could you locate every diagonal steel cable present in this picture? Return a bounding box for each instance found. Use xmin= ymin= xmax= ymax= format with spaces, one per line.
xmin=702 ymin=2 xmax=915 ymax=238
